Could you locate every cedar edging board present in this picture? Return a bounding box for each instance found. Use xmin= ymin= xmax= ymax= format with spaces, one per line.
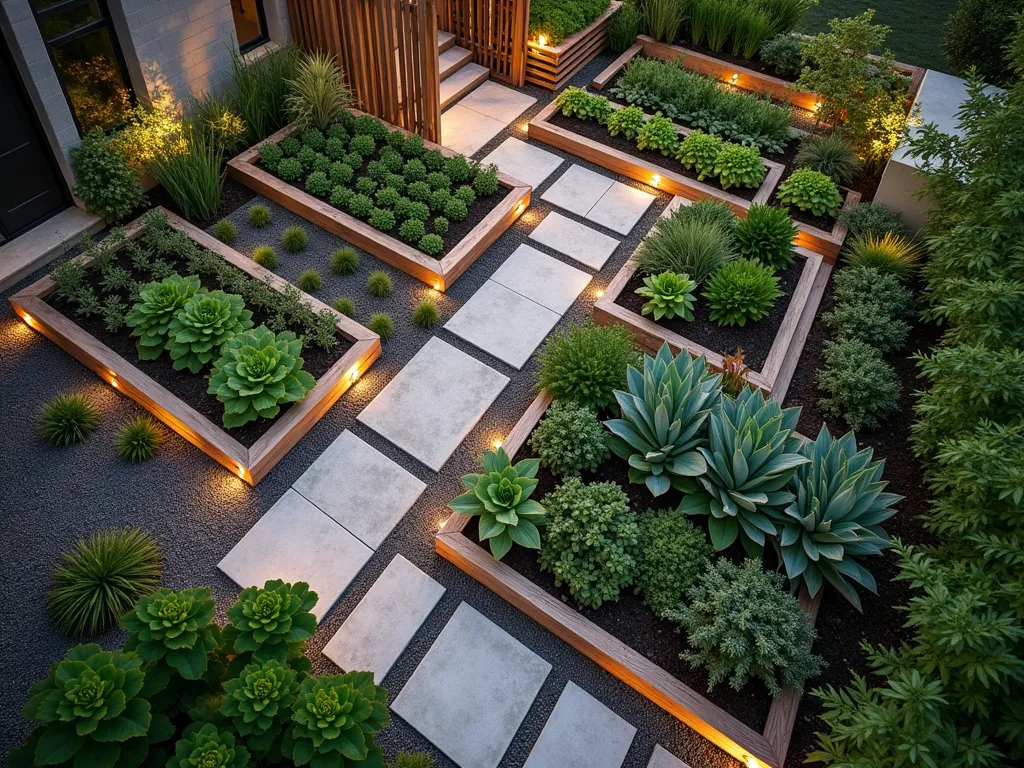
xmin=435 ymin=388 xmax=823 ymax=768
xmin=529 ymin=97 xmax=860 ymax=260
xmin=525 ymin=1 xmax=622 ymax=91
xmin=227 ymin=110 xmax=532 ymax=291
xmin=9 ymin=208 xmax=381 ymax=485
xmin=593 ymin=196 xmax=826 ymax=395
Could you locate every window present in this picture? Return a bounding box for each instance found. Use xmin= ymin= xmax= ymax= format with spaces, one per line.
xmin=230 ymin=0 xmax=269 ymax=52
xmin=29 ymin=0 xmax=134 ymax=134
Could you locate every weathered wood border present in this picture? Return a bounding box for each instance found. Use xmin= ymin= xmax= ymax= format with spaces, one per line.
xmin=593 ymin=197 xmax=826 ymax=395
xmin=227 ymin=110 xmax=532 ymax=291
xmin=525 ymin=1 xmax=622 ymax=91
xmin=435 ymin=389 xmax=822 ymax=768
xmin=9 ymin=208 xmax=381 ymax=485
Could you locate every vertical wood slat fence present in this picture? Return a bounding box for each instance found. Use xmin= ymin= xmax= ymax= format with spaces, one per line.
xmin=437 ymin=0 xmax=530 ymax=86
xmin=286 ymin=0 xmax=441 ymax=142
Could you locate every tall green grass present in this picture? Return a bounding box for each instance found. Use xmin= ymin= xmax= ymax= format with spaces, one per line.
xmin=229 ymin=44 xmax=301 ymax=143
xmin=147 ymin=128 xmax=224 ymax=221
xmin=645 ymin=0 xmax=685 ymax=42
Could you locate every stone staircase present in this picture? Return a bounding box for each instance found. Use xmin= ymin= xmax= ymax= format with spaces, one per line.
xmin=438 ymin=30 xmax=489 ymax=109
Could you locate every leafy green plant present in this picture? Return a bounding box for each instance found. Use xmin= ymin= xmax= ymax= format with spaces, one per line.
xmin=454 ymin=185 xmax=475 ymax=205
xmin=637 ymin=112 xmax=679 ymax=155
xmin=368 ymin=312 xmax=394 ymax=341
xmin=451 ymin=446 xmax=547 ymax=560
xmin=376 ymin=186 xmax=401 ymax=209
xmin=842 ymin=232 xmax=922 ymax=280
xmin=635 ymin=509 xmax=713 ymax=617
xmin=432 ymin=217 xmax=449 ymax=235
xmin=347 ymin=193 xmax=374 ymax=218
xmin=329 ymin=161 xmax=355 ymax=186
xmin=126 ymin=274 xmax=203 ymax=360
xmin=473 ymin=164 xmax=500 ymax=196
xmin=943 ymin=0 xmax=1023 ymax=86
xmin=248 ymin=205 xmax=271 ymax=228
xmin=368 ymin=207 xmax=396 ymax=232
xmin=405 ymin=181 xmax=430 ymax=202
xmin=276 ymin=157 xmax=302 ymax=181
xmin=665 ymin=559 xmax=823 ymax=695
xmin=214 ymin=219 xmax=238 ymax=244
xmin=676 ymin=130 xmax=723 ymax=179
xmin=121 ymin=587 xmax=219 ymax=680
xmin=817 ymin=337 xmax=901 ymax=432
xmin=556 ymin=86 xmax=613 ymax=123
xmin=529 ymin=0 xmax=610 ymax=44
xmin=223 ymin=580 xmax=317 ymax=665
xmin=399 ymin=218 xmax=426 ymax=244
xmin=37 ymin=393 xmax=100 ymax=447
xmin=220 ymin=659 xmax=298 ymax=758
xmin=412 ymin=298 xmax=439 ymax=328
xmin=367 ymin=270 xmax=392 ymax=297
xmin=302 ymin=128 xmax=326 ymax=152
xmin=70 ymin=129 xmax=145 ymax=222
xmin=443 ymin=197 xmax=468 ymax=221
xmin=115 ymin=417 xmax=164 ymax=462
xmin=281 ymin=226 xmax=308 ymax=253
xmin=609 ymin=0 xmax=642 ymax=53
xmin=824 ymin=299 xmax=910 ymax=354
xmin=147 ymin=128 xmax=224 ymax=221
xmin=403 ymin=157 xmax=427 ymax=182
xmin=296 ymin=269 xmax=321 ymax=293
xmin=795 ymin=133 xmax=860 ymax=185
xmin=777 ymin=168 xmax=844 ymax=217
xmin=731 ymin=1 xmax=773 ymax=58
xmin=759 ymin=33 xmax=804 ymax=77
xmin=703 ymin=257 xmax=782 ymax=327
xmin=286 ymin=52 xmax=351 ymax=131
xmin=46 ymin=527 xmax=161 ymax=635
xmin=636 ymin=211 xmax=736 ymax=284
xmin=444 ymin=154 xmax=471 ymax=182
xmin=529 ymin=400 xmax=610 ymax=476
xmin=733 ymin=204 xmax=797 ymax=269
xmin=713 ymin=143 xmax=766 ymax=189
xmin=536 ymin=321 xmax=640 ymax=410
xmin=169 ymin=724 xmax=249 ymax=768
xmin=253 ymin=246 xmax=277 ymax=269
xmin=304 ymin=170 xmax=331 ymax=197
xmin=419 ymin=234 xmax=444 ymax=256
xmin=166 ymin=290 xmax=254 ymax=373
xmin=635 ymin=271 xmax=697 ymax=321
xmin=836 ymin=202 xmax=907 ymax=239
xmin=607 ymin=105 xmax=645 ymax=139
xmin=331 ymin=247 xmax=359 ymax=275
xmin=354 ymin=176 xmax=378 ymax=197
xmin=832 ymin=265 xmax=914 ymax=320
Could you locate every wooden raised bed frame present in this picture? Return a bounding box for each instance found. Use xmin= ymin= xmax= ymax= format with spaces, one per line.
xmin=9 ymin=208 xmax=381 ymax=485
xmin=529 ymin=96 xmax=860 ymax=260
xmin=436 ymin=389 xmax=823 ymax=768
xmin=526 ymin=1 xmax=622 ymax=91
xmin=227 ymin=110 xmax=532 ymax=291
xmin=594 ymin=197 xmax=826 ymax=397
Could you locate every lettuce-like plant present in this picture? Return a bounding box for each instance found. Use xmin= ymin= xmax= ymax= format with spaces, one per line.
xmin=777 ymin=168 xmax=844 ymax=217
xmin=555 ymin=86 xmax=613 ymax=123
xmin=676 ymin=130 xmax=723 ymax=180
xmin=168 ymin=723 xmax=249 ymax=768
xmin=281 ymin=672 xmax=389 ymax=768
xmin=166 ymin=290 xmax=253 ymax=373
xmin=220 ymin=659 xmax=298 ymax=758
xmin=450 ymin=446 xmax=547 ymax=560
xmin=605 ymin=343 xmax=721 ymax=497
xmin=607 ymin=105 xmax=645 ymax=139
xmin=635 ymin=271 xmax=697 ymax=321
xmin=125 ymin=274 xmax=202 ymax=360
xmin=121 ymin=587 xmax=219 ymax=680
xmin=223 ymin=580 xmax=318 ymax=665
xmin=636 ymin=112 xmax=679 ymax=155
xmin=713 ymin=143 xmax=767 ymax=190
xmin=207 ymin=326 xmax=317 ymax=428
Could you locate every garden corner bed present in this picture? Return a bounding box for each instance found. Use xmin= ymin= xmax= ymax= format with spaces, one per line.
xmin=9 ymin=208 xmax=380 ymax=484
xmin=227 ymin=109 xmax=532 ymax=291
xmin=526 ymin=1 xmax=623 ymax=91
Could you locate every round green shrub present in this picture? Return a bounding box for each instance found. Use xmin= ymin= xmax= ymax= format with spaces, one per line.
xmin=393 ymin=196 xmax=414 ymax=218
xmin=46 ymin=526 xmax=162 ymax=635
xmin=398 ymin=218 xmax=426 ymax=244
xmin=325 ymin=136 xmax=346 ymax=160
xmin=214 ymin=219 xmax=237 ymax=244
xmin=406 ymin=201 xmax=430 ymax=222
xmin=69 ymin=130 xmax=145 ymax=222
xmin=759 ymin=33 xmax=805 ymax=77
xmin=472 ymin=164 xmax=500 ymax=196
xmin=405 ymin=181 xmax=431 ymax=202
xmin=305 ymin=170 xmax=331 ymax=197
xmin=280 ymin=136 xmax=302 ymax=156
xmin=258 ymin=142 xmax=283 ymax=171
xmin=837 ymin=202 xmax=908 ymax=240
xmin=418 ymin=233 xmax=444 ymax=256
xmin=777 ymin=168 xmax=844 ymax=217
xmin=368 ymin=312 xmax=394 ymax=341
xmin=354 ymin=176 xmax=377 ymax=196
xmin=347 ymin=193 xmax=374 ymax=218
xmin=387 ymin=128 xmax=406 ymax=149
xmin=536 ymin=321 xmax=640 ymax=409
xmin=444 ymin=154 xmax=471 ymax=182
xmin=330 ymin=185 xmax=353 ymax=208
xmin=832 ymin=265 xmax=914 ymax=319
xmin=428 ymin=188 xmax=451 ymax=213
xmin=635 ymin=510 xmax=713 ymax=617
xmin=443 ymin=197 xmax=468 ymax=221
xmin=301 ymin=128 xmax=326 ymax=152
xmin=367 ymin=270 xmax=393 ymax=297
xmin=344 ymin=151 xmax=364 ymax=170
xmin=281 ymin=226 xmax=308 ymax=253
xmin=454 ymin=185 xmax=476 ymax=205
xmin=795 ymin=133 xmax=860 ymax=185
xmin=311 ymin=152 xmax=331 ymax=174
xmin=366 ymin=160 xmax=388 ymax=181
xmin=422 ymin=148 xmax=446 ymax=171
xmin=384 ymin=173 xmax=406 ymax=192
xmin=375 ymin=186 xmax=401 ymax=209
xmin=403 ymin=158 xmax=427 ymax=182
xmin=327 ymin=122 xmax=349 ymax=142
xmin=426 ymin=171 xmax=451 ymax=191
xmin=353 ymin=113 xmax=380 ymax=136
xmin=298 ymin=269 xmax=322 ymax=292
xmin=817 ymin=337 xmax=901 ymax=431
xmin=433 ymin=216 xmax=449 ymax=235
xmin=276 ymin=157 xmax=303 ymax=181
xmin=608 ymin=104 xmax=645 ymax=139
xmin=733 ymin=204 xmax=798 ymax=269
xmin=368 ymin=207 xmax=397 ymax=232
xmin=296 ymin=145 xmax=318 ymax=171
xmin=328 ymin=161 xmax=354 ymax=185
xmin=943 ymin=0 xmax=1024 ymax=86
xmin=331 ymin=247 xmax=359 ymax=275
xmin=333 ymin=297 xmax=355 ymax=317
xmin=349 ymin=134 xmax=375 ymax=157
xmin=529 ymin=400 xmax=610 ymax=477
xmin=38 ymin=393 xmax=99 ymax=447
xmin=824 ymin=299 xmax=910 ymax=354
xmin=248 ymin=204 xmax=271 ymax=228
xmin=379 ymin=146 xmax=404 ymax=173
xmin=253 ymin=245 xmax=277 ymax=269
xmin=703 ymin=258 xmax=782 ymax=327
xmin=402 ymin=132 xmax=425 ymax=157
xmin=713 ymin=143 xmax=767 ymax=190
xmin=412 ymin=298 xmax=439 ymax=328
xmin=115 ymin=416 xmax=163 ymax=462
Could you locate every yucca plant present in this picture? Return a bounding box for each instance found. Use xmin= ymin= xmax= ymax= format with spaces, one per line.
xmin=772 ymin=425 xmax=901 ymax=610
xmin=635 ymin=271 xmax=697 ymax=321
xmin=286 ymin=52 xmax=351 ymax=132
xmin=605 ymin=343 xmax=722 ymax=497
xmin=680 ymin=387 xmax=808 ymax=553
xmin=842 ymin=232 xmax=923 ymax=280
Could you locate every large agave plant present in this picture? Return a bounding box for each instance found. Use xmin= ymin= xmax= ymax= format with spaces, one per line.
xmin=125 ymin=274 xmax=202 ymax=360
xmin=605 ymin=343 xmax=721 ymax=497
xmin=772 ymin=425 xmax=901 ymax=610
xmin=166 ymin=290 xmax=253 ymax=373
xmin=680 ymin=387 xmax=808 ymax=553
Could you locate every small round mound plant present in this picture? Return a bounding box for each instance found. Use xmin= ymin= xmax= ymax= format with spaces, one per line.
xmin=368 ymin=312 xmax=394 ymax=341
xmin=297 ymin=269 xmax=322 ymax=293
xmin=536 ymin=321 xmax=640 ymax=410
xmin=281 ymin=226 xmax=308 ymax=253
xmin=777 ymin=168 xmax=844 ymax=217
xmin=253 ymin=245 xmax=277 ymax=269
xmin=333 ymin=297 xmax=355 ymax=317
xmin=115 ymin=416 xmax=163 ymax=462
xmin=214 ymin=219 xmax=237 ymax=244
xmin=529 ymin=400 xmax=610 ymax=477
xmin=703 ymin=258 xmax=782 ymax=327
xmin=367 ymin=270 xmax=392 ymax=297
xmin=38 ymin=393 xmax=100 ymax=447
xmin=331 ymin=247 xmax=359 ymax=275
xmin=412 ymin=298 xmax=439 ymax=328
xmin=248 ymin=204 xmax=271 ymax=228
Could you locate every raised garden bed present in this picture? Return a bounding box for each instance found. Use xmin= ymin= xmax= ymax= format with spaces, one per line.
xmin=9 ymin=208 xmax=380 ymax=484
xmin=227 ymin=110 xmax=531 ymax=291
xmin=526 ymin=1 xmax=622 ymax=91
xmin=436 ymin=389 xmax=822 ymax=768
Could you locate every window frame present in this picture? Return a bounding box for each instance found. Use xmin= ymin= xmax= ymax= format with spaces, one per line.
xmin=233 ymin=0 xmax=270 ymax=54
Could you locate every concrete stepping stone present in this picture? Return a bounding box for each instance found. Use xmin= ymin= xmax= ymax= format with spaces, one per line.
xmin=393 ymin=603 xmax=551 ymax=768
xmin=523 ymin=682 xmax=636 ymax=768
xmin=541 ymin=164 xmax=614 ymax=217
xmin=648 ymin=745 xmax=692 ymax=768
xmin=587 ymin=182 xmax=657 ymax=235
xmin=322 ymin=555 xmax=445 ymax=683
xmin=490 ymin=244 xmax=591 ymax=314
xmin=444 ymin=280 xmax=560 ymax=369
xmin=218 ymin=489 xmax=372 ymax=623
xmin=528 ymin=211 xmax=620 ymax=270
xmin=458 ymin=80 xmax=537 ymax=124
xmin=357 ymin=337 xmax=508 ymax=471
xmin=441 ymin=103 xmax=506 ymax=156
xmin=482 ymin=137 xmax=563 ymax=189
xmin=293 ymin=431 xmax=426 ymax=550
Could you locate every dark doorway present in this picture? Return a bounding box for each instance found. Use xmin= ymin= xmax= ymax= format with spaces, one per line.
xmin=0 ymin=33 xmax=69 ymax=241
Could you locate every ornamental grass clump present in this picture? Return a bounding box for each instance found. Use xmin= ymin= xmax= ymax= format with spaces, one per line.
xmin=331 ymin=247 xmax=359 ymax=275
xmin=795 ymin=133 xmax=861 ymax=185
xmin=214 ymin=219 xmax=237 ymax=244
xmin=281 ymin=226 xmax=308 ymax=253
xmin=297 ymin=269 xmax=322 ymax=292
xmin=636 ymin=509 xmax=713 ymax=617
xmin=37 ymin=393 xmax=100 ymax=447
xmin=220 ymin=659 xmax=298 ymax=758
xmin=529 ymin=400 xmax=610 ymax=476
xmin=451 ymin=446 xmax=547 ymax=561
xmin=115 ymin=416 xmax=164 ymax=462
xmin=253 ymin=245 xmax=277 ymax=269
xmin=121 ymin=587 xmax=219 ymax=680
xmin=703 ymin=258 xmax=782 ymax=327
xmin=366 ymin=270 xmax=392 ymax=297
xmin=636 ymin=211 xmax=736 ymax=284
xmin=285 ymin=52 xmax=351 ymax=131
xmin=536 ymin=321 xmax=640 ymax=410
xmin=635 ymin=271 xmax=697 ymax=321
xmin=733 ymin=204 xmax=798 ymax=269
xmin=126 ymin=274 xmax=202 ymax=360
xmin=368 ymin=312 xmax=394 ymax=341
xmin=166 ymin=290 xmax=254 ymax=372
xmin=332 ymin=297 xmax=354 ymax=317
xmin=412 ymin=298 xmax=439 ymax=328
xmin=169 ymin=724 xmax=249 ymax=768
xmin=842 ymin=232 xmax=922 ymax=280
xmin=248 ymin=204 xmax=271 ymax=228
xmin=224 ymin=580 xmax=318 ymax=666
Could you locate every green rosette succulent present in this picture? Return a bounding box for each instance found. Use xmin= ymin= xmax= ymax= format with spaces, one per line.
xmin=282 ymin=672 xmax=389 ymax=768
xmin=635 ymin=271 xmax=697 ymax=321
xmin=168 ymin=723 xmax=249 ymax=768
xmin=121 ymin=587 xmax=219 ymax=680
xmin=166 ymin=290 xmax=254 ymax=373
xmin=220 ymin=660 xmax=298 ymax=756
xmin=207 ymin=325 xmax=317 ymax=428
xmin=680 ymin=387 xmax=809 ymax=554
xmin=223 ymin=580 xmax=318 ymax=665
xmin=772 ymin=425 xmax=901 ymax=610
xmin=450 ymin=446 xmax=547 ymax=561
xmin=605 ymin=343 xmax=721 ymax=497
xmin=10 ymin=644 xmax=173 ymax=768
xmin=125 ymin=274 xmax=202 ymax=360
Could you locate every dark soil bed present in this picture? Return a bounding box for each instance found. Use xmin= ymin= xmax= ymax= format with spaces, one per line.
xmin=614 ymin=256 xmax=806 ymax=370
xmin=668 ymin=40 xmax=801 ymax=83
xmin=46 ymin=236 xmax=350 ymax=448
xmin=145 ymin=175 xmax=257 ymax=232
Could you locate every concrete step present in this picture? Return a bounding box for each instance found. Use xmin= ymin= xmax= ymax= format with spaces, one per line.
xmin=439 ymin=45 xmax=473 ymax=81
xmin=440 ymin=62 xmax=489 ymax=109
xmin=438 ymin=30 xmax=456 ymax=54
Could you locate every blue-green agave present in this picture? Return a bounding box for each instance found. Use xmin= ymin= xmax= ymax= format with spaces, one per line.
xmin=450 ymin=446 xmax=546 ymax=561
xmin=168 ymin=723 xmax=249 ymax=768
xmin=604 ymin=343 xmax=721 ymax=497
xmin=223 ymin=580 xmax=318 ymax=665
xmin=125 ymin=274 xmax=202 ymax=360
xmin=772 ymin=425 xmax=901 ymax=610
xmin=680 ymin=387 xmax=809 ymax=553
xmin=120 ymin=587 xmax=219 ymax=681
xmin=166 ymin=290 xmax=253 ymax=373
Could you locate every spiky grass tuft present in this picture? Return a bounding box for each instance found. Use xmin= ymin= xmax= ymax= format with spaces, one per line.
xmin=38 ymin=393 xmax=100 ymax=447
xmin=368 ymin=312 xmax=394 ymax=340
xmin=114 ymin=416 xmax=163 ymax=462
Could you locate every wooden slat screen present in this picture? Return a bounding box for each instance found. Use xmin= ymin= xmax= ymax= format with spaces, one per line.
xmin=437 ymin=0 xmax=530 ymax=86
xmin=286 ymin=0 xmax=441 ymax=142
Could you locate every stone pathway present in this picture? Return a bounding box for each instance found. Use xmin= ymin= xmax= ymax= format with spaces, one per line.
xmin=481 ymin=137 xmax=564 ymax=189
xmin=542 ymin=164 xmax=656 ymax=235
xmin=528 ymin=211 xmax=621 ymax=270
xmin=490 ymin=244 xmax=593 ymax=314
xmin=441 ymin=82 xmax=537 ymax=156
xmin=648 ymin=745 xmax=692 ymax=768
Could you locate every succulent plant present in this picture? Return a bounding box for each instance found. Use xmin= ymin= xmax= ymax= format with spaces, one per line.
xmin=281 ymin=672 xmax=389 ymax=768
xmin=680 ymin=387 xmax=809 ymax=554
xmin=224 ymin=580 xmax=318 ymax=665
xmin=207 ymin=326 xmax=317 ymax=428
xmin=450 ymin=446 xmax=547 ymax=560
xmin=126 ymin=274 xmax=202 ymax=360
xmin=121 ymin=587 xmax=219 ymax=680
xmin=772 ymin=425 xmax=901 ymax=610
xmin=220 ymin=659 xmax=298 ymax=756
xmin=166 ymin=290 xmax=253 ymax=373
xmin=605 ymin=343 xmax=721 ymax=497
xmin=168 ymin=723 xmax=249 ymax=768
xmin=635 ymin=271 xmax=697 ymax=321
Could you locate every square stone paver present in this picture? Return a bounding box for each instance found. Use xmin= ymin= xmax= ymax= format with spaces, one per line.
xmin=293 ymin=431 xmax=426 ymax=549
xmin=541 ymin=164 xmax=614 ymax=217
xmin=218 ymin=490 xmax=373 ymax=622
xmin=481 ymin=138 xmax=563 ymax=189
xmin=357 ymin=337 xmax=508 ymax=471
xmin=586 ymin=182 xmax=657 ymax=235
xmin=393 ymin=603 xmax=551 ymax=768
xmin=322 ymin=555 xmax=445 ymax=683
xmin=523 ymin=682 xmax=636 ymax=768
xmin=648 ymin=746 xmax=691 ymax=768
xmin=441 ymin=104 xmax=507 ymax=156
xmin=458 ymin=81 xmax=537 ymax=124
xmin=490 ymin=244 xmax=591 ymax=314
xmin=444 ymin=280 xmax=560 ymax=369
xmin=528 ymin=211 xmax=620 ymax=270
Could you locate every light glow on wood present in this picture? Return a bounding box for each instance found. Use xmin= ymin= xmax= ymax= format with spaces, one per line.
xmin=537 ymin=34 xmax=547 ymax=46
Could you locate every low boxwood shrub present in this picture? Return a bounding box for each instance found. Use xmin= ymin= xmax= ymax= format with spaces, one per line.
xmin=368 ymin=207 xmax=396 ymax=232
xmin=444 ymin=154 xmax=472 ymax=183
xmin=325 ymin=136 xmax=346 ymax=160
xmin=418 ymin=234 xmax=444 ymax=255
xmin=301 ymin=127 xmax=326 ymax=152
xmin=330 ymin=185 xmax=352 ymax=208
xmin=529 ymin=400 xmax=610 ymax=476
xmin=832 ymin=266 xmax=914 ymax=319
xmin=296 ymin=145 xmax=318 ymax=171
xmin=258 ymin=142 xmax=283 ymax=172
xmin=276 ymin=157 xmax=302 ymax=181
xmin=402 ymin=132 xmax=425 ymax=157
xmin=433 ymin=216 xmax=449 ymax=235
xmin=406 ymin=180 xmax=431 ymax=202
xmin=422 ymin=148 xmax=445 ymax=171
xmin=472 ymin=164 xmax=500 ymax=196
xmin=280 ymin=136 xmax=302 ymax=157
xmin=443 ymin=197 xmax=468 ymax=222
xmin=428 ymin=188 xmax=451 ymax=213
xmin=817 ymin=337 xmax=901 ymax=431
xmin=426 ymin=171 xmax=451 ymax=191
xmin=346 ymin=193 xmax=374 ymax=218
xmin=825 ymin=300 xmax=910 ymax=354
xmin=454 ymin=185 xmax=476 ymax=205
xmin=635 ymin=509 xmax=713 ymax=617
xmin=403 ymin=158 xmax=427 ymax=182
xmin=304 ymin=170 xmax=331 ymax=197
xmin=354 ymin=176 xmax=377 ymax=196
xmin=349 ymin=134 xmax=375 ymax=157
xmin=376 ymin=186 xmax=401 ymax=209
xmin=398 ymin=218 xmax=426 ymax=244
xmin=366 ymin=160 xmax=388 ymax=181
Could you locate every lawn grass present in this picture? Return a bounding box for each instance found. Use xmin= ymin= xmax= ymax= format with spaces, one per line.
xmin=798 ymin=0 xmax=960 ymax=73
